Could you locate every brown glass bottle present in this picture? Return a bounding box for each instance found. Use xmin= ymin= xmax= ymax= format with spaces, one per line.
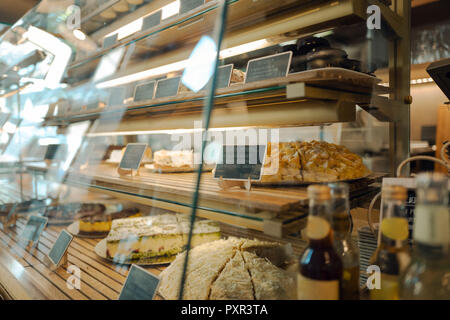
xmin=298 ymin=185 xmax=343 ymax=300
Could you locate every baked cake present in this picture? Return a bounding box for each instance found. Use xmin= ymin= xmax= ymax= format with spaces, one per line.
xmin=158 ymin=237 xmax=296 ymax=300
xmin=153 ymin=150 xmax=195 ymax=172
xmin=105 ymin=214 xmax=221 ymax=263
xmin=44 ymin=203 xmax=106 ymax=224
xmin=262 ymin=140 xmax=370 ymax=183
xmin=76 ymin=207 xmax=141 ymax=236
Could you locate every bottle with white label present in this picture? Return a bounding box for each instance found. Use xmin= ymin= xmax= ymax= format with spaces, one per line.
xmin=369 ymin=185 xmax=411 ymax=300
xmin=399 ymin=173 xmax=450 ymax=299
xmin=298 ymin=185 xmax=343 ymax=300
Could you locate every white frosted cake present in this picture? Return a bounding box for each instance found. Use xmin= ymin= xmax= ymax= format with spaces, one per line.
xmin=105 ymin=214 xmax=221 ymax=263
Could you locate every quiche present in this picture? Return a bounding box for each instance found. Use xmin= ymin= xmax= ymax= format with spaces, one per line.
xmin=158 ymin=237 xmax=296 ymax=300
xmin=262 ymin=140 xmax=369 ymax=183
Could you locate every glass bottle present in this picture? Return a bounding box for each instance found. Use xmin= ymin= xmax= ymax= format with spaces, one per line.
xmin=369 ymin=185 xmax=411 ymax=300
xmin=298 ymin=185 xmax=343 ymax=300
xmin=329 ymin=182 xmax=360 ymax=300
xmin=399 ymin=173 xmax=450 ymax=299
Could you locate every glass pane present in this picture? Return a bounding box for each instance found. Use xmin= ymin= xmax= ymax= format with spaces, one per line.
xmin=0 ymin=0 xmax=415 ymax=302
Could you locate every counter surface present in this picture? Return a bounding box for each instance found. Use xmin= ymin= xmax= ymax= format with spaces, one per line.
xmin=0 ymin=218 xmax=164 ymax=300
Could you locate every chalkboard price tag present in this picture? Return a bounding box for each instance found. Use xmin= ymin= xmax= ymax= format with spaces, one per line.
xmin=44 ymin=144 xmax=68 ymax=161
xmin=134 ymin=81 xmax=156 ymax=102
xmin=215 ymin=64 xmax=233 ymax=89
xmin=119 ymin=143 xmax=148 ymax=171
xmin=0 ymin=112 xmax=11 ymax=127
xmin=118 ymin=264 xmax=160 ymax=300
xmin=20 ymin=215 xmax=48 ymax=244
xmin=103 ymin=34 xmax=118 ymax=49
xmin=155 ymin=77 xmax=181 ymax=99
xmin=214 ymin=145 xmax=266 ymax=181
xmin=245 ymin=51 xmax=292 ymax=84
xmin=48 ymin=230 xmax=73 ymax=267
xmin=179 ymin=0 xmax=205 ymax=15
xmin=142 ymin=10 xmax=162 ymax=31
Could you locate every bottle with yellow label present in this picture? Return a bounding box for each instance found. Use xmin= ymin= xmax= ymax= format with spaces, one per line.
xmin=369 ymin=185 xmax=411 ymax=300
xmin=298 ymin=185 xmax=343 ymax=300
xmin=329 ymin=183 xmax=360 ymax=300
xmin=399 ymin=173 xmax=450 ymax=300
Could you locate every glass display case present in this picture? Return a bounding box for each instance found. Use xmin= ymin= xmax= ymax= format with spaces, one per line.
xmin=0 ymin=0 xmax=411 ymax=300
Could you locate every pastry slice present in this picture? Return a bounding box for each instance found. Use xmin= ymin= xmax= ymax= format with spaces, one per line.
xmin=209 ymin=250 xmax=254 ymax=300
xmin=158 ymin=237 xmax=243 ymax=300
xmin=242 ymin=251 xmax=296 ymax=300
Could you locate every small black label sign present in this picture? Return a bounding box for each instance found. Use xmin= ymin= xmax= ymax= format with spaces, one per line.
xmin=118 ymin=264 xmax=160 ymax=300
xmin=20 ymin=215 xmax=48 ymax=243
xmin=215 ymin=64 xmax=233 ymax=89
xmin=0 ymin=112 xmax=11 ymax=127
xmin=155 ymin=77 xmax=181 ymax=99
xmin=142 ymin=10 xmax=162 ymax=31
xmin=134 ymin=81 xmax=156 ymax=102
xmin=119 ymin=143 xmax=148 ymax=170
xmin=245 ymin=51 xmax=292 ymax=83
xmin=103 ymin=33 xmax=118 ymax=49
xmin=214 ymin=145 xmax=266 ymax=181
xmin=48 ymin=230 xmax=73 ymax=266
xmin=44 ymin=144 xmax=68 ymax=161
xmin=179 ymin=0 xmax=205 ymax=15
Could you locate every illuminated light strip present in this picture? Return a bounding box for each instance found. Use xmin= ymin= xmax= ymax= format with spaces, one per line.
xmin=86 ymin=126 xmax=251 ymax=137
xmin=219 ymin=39 xmax=269 ymax=59
xmin=105 ymin=1 xmax=180 ymax=40
xmin=96 ymin=59 xmax=188 ymax=88
xmin=96 ymin=39 xmax=270 ymax=88
xmin=380 ymin=78 xmax=434 ymax=87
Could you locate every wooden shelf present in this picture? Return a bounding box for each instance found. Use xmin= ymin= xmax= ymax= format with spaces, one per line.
xmin=47 ymin=69 xmax=388 ymax=130
xmin=26 ymin=162 xmax=383 ymax=237
xmin=0 ymin=217 xmax=163 ymax=300
xmin=67 ymin=0 xmax=369 ymax=83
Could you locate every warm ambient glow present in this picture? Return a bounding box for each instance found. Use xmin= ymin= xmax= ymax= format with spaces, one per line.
xmin=96 ymin=38 xmax=269 ymax=88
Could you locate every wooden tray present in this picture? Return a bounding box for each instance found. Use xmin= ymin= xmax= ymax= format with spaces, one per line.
xmin=253 ymin=172 xmax=372 ymax=186
xmin=94 ymin=239 xmax=176 ymax=266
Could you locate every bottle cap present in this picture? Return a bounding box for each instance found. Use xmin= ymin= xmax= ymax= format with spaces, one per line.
xmin=382 ymin=185 xmax=407 ymax=201
xmin=307 ymin=184 xmax=331 ymax=200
